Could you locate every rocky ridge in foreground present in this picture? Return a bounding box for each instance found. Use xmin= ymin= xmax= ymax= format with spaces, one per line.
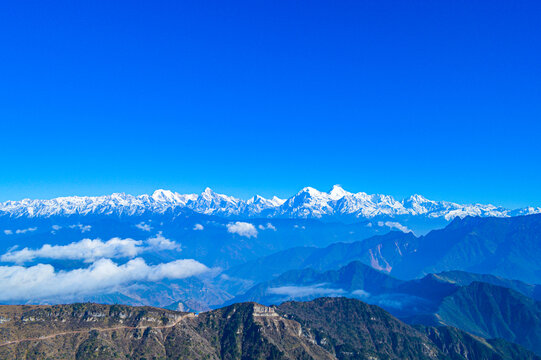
xmin=0 ymin=298 xmax=538 ymax=360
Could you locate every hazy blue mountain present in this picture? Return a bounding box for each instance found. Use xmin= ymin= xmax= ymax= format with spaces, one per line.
xmin=227 ymin=261 xmax=461 ymax=318
xmin=435 ymin=270 xmax=541 ymax=301
xmin=227 ymin=214 xmax=541 ymax=285
xmin=225 ymin=231 xmax=416 ymax=286
xmin=392 ymin=214 xmax=541 ymax=283
xmin=231 ymin=262 xmax=541 ymax=355
xmin=228 ymin=261 xmax=405 ymax=305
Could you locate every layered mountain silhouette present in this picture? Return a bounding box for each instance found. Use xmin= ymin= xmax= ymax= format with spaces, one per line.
xmin=229 ymin=261 xmax=541 ymax=355
xmin=228 ymin=214 xmax=541 ymax=284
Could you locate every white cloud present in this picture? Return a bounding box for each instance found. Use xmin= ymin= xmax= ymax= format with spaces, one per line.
xmin=258 ymin=223 xmax=276 ymax=231
xmin=51 ymin=225 xmax=62 ymax=234
xmin=0 ymin=258 xmax=209 ymax=302
xmin=381 ymin=221 xmax=412 ymax=233
xmin=135 ymin=222 xmax=152 ymax=232
xmin=1 ymin=238 xmax=143 ymax=264
xmin=268 ymin=284 xmax=346 ymax=298
xmin=227 ymin=222 xmax=258 ymax=238
xmin=193 ymin=224 xmax=204 ymax=231
xmin=352 ymin=289 xmax=371 ymax=298
xmin=68 ymin=224 xmax=91 ymax=233
xmin=4 ymin=227 xmax=38 ymax=235
xmin=17 ymin=227 xmax=37 ymax=234
xmin=146 ymin=232 xmax=180 ymax=251
xmin=1 ymin=234 xmax=181 ymax=264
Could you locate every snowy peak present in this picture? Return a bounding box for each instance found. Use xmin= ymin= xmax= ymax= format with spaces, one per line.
xmin=151 ymin=189 xmax=196 ymax=205
xmin=403 ymin=194 xmax=437 ymax=215
xmin=200 ymin=187 xmax=216 ymax=200
xmin=190 ymin=188 xmax=243 ymax=216
xmin=405 ymin=194 xmax=431 ymax=204
xmin=329 ymin=184 xmax=349 ymax=200
xmin=246 ymin=195 xmax=264 ymax=204
xmin=296 ymin=187 xmax=323 ymax=198
xmin=245 ymin=195 xmax=282 ymax=213
xmin=246 ymin=194 xmax=280 ymax=206
xmin=271 ymin=196 xmax=286 ymax=206
xmin=0 ymin=186 xmax=538 ymax=221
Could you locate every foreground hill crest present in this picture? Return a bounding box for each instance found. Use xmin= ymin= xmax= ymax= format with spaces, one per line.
xmin=1 ymin=298 xmax=538 ymax=360
xmin=1 ymin=185 xmax=539 ymax=220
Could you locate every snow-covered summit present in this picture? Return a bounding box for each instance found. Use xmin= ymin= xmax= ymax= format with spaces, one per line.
xmin=0 ymin=186 xmax=538 ymax=221
xmin=152 ymin=189 xmax=197 ymax=205
xmin=329 ymin=184 xmax=350 ymax=200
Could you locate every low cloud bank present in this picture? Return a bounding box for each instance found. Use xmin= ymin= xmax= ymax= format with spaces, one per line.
xmin=69 ymin=224 xmax=92 ymax=233
xmin=378 ymin=221 xmax=412 ymax=233
xmin=352 ymin=289 xmax=370 ymax=298
xmin=50 ymin=224 xmax=91 ymax=234
xmin=227 ymin=222 xmax=258 ymax=238
xmin=268 ymin=284 xmax=346 ymax=298
xmin=258 ymin=223 xmax=276 ymax=231
xmin=3 ymin=227 xmax=37 ymax=235
xmin=1 ymin=233 xmax=180 ymax=264
xmin=0 ymin=258 xmax=209 ymax=301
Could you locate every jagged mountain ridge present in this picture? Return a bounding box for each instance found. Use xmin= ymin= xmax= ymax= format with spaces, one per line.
xmin=0 ymin=298 xmax=538 ymax=360
xmin=1 ymin=185 xmax=539 ymax=220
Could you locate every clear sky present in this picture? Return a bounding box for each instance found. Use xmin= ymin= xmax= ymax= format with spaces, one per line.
xmin=0 ymin=0 xmax=540 ymax=208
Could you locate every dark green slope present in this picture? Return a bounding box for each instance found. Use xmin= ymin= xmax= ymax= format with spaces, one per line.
xmin=435 ymin=282 xmax=541 ymax=355
xmin=277 ymin=297 xmax=441 ymax=359
xmin=277 ymin=297 xmax=540 ymax=360
xmin=419 ymin=325 xmax=539 ymax=360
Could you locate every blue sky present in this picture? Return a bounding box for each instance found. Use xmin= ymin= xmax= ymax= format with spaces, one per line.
xmin=0 ymin=0 xmax=540 ymax=207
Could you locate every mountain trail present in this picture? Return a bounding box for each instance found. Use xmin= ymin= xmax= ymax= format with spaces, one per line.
xmin=0 ymin=313 xmax=192 ymax=348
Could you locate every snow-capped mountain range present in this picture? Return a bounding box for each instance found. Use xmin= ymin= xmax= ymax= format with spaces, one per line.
xmin=1 ymin=185 xmax=539 ymax=221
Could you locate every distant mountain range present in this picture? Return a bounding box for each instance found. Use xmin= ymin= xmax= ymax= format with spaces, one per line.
xmin=3 ymin=187 xmax=541 ymax=358
xmin=3 ymin=204 xmax=541 ymax=314
xmin=227 ymin=214 xmax=541 ymax=284
xmin=1 ymin=185 xmax=539 ymax=223
xmin=1 ymin=298 xmax=538 ymax=360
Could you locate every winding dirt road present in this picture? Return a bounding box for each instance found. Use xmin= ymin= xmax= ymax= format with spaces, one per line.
xmin=0 ymin=315 xmax=189 ymax=348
